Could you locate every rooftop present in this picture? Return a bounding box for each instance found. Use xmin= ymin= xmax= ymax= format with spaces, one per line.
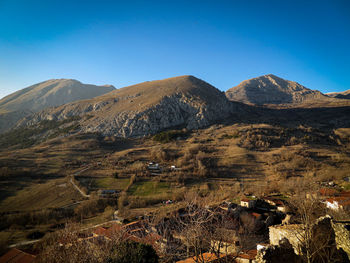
xmin=0 ymin=248 xmax=36 ymax=263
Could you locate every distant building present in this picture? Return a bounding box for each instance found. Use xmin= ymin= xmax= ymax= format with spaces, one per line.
xmin=176 ymin=252 xmax=228 ymax=263
xmin=325 ymin=197 xmax=350 ymax=211
xmin=235 ymin=250 xmax=258 ymax=263
xmin=241 ymin=198 xmax=256 ymax=208
xmin=98 ymin=189 xmax=119 ymax=198
xmin=319 ymin=187 xmax=338 ymax=196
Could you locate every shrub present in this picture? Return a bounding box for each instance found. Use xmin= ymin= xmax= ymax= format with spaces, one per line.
xmin=152 ymin=130 xmax=188 ymax=143
xmin=108 ymin=241 xmax=158 ymax=263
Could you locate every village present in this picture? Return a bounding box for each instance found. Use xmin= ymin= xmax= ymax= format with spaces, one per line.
xmin=2 ymin=167 xmax=350 ymax=263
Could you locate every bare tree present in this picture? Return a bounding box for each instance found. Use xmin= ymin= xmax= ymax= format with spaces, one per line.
xmin=290 ymin=194 xmax=347 ymax=263
xmin=147 ymin=193 xmax=262 ymax=263
xmin=37 ymin=223 xmax=110 ymax=263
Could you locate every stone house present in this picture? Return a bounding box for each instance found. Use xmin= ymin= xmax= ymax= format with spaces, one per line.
xmin=241 ymin=198 xmax=256 ymax=209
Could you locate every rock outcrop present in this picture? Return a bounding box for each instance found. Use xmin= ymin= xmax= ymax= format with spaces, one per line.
xmin=0 ymin=79 xmax=115 ymax=133
xmin=17 ymin=76 xmax=237 ymax=137
xmin=226 ymin=74 xmax=328 ymax=105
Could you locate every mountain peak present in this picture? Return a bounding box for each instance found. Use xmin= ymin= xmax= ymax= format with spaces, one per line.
xmin=0 ymin=79 xmax=115 ymax=133
xmin=226 ymin=74 xmax=327 ymax=105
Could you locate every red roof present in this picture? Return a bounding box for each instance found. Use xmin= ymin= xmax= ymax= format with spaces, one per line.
xmin=251 ymin=212 xmax=261 ymax=219
xmin=176 ymin=253 xmax=226 ymax=263
xmin=340 ymin=191 xmax=350 ymax=197
xmin=319 ymin=188 xmax=338 ymax=196
xmin=236 ymin=249 xmax=258 ymax=260
xmin=326 ymin=196 xmax=350 ymax=207
xmin=0 ymin=248 xmax=36 ymax=263
xmin=93 ymin=226 xmax=107 ymax=236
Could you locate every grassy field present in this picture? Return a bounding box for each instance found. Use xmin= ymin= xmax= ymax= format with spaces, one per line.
xmin=128 ymin=181 xmax=171 ymax=196
xmin=0 ymin=177 xmax=84 ymax=212
xmin=93 ymin=177 xmax=130 ymax=190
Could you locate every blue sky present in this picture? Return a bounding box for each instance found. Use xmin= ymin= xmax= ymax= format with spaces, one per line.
xmin=0 ymin=0 xmax=349 ymax=99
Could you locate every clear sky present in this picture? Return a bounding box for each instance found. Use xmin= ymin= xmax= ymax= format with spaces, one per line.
xmin=0 ymin=0 xmax=349 ymax=99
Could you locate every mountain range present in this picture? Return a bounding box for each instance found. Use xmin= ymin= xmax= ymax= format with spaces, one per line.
xmin=1 ymin=74 xmax=350 ymax=138
xmin=326 ymin=90 xmax=350 ymax=99
xmin=16 ymin=76 xmax=239 ymax=137
xmin=0 ymin=79 xmax=115 ymax=133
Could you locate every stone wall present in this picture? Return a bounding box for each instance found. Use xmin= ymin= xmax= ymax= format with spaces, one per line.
xmin=332 ymin=221 xmax=350 ymax=258
xmin=269 ymin=225 xmax=303 ymax=255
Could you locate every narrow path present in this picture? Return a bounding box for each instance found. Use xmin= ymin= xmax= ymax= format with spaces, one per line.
xmin=8 ymin=239 xmax=41 ymax=248
xmin=70 ymin=167 xmax=91 ymax=198
xmin=81 ymin=220 xmax=121 ymax=231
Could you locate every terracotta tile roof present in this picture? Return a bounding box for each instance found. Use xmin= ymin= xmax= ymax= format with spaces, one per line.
xmin=176 ymin=253 xmax=226 ymax=263
xmin=319 ymin=188 xmax=338 ymax=196
xmin=327 ymin=196 xmax=350 ymax=207
xmin=241 ymin=198 xmax=250 ymax=202
xmin=340 ymin=191 xmax=350 ymax=197
xmin=92 ymin=226 xmax=107 ymax=236
xmin=263 ymin=197 xmax=284 ymax=206
xmin=251 ymin=212 xmax=261 ymax=219
xmin=236 ymin=249 xmax=258 ymax=260
xmin=0 ymin=248 xmax=36 ymax=263
xmin=124 ymin=220 xmax=144 ymax=230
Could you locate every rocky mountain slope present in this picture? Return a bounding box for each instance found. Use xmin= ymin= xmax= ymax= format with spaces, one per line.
xmin=0 ymin=79 xmax=115 ymax=133
xmin=226 ymin=74 xmax=329 ymax=105
xmin=17 ymin=76 xmax=238 ymax=137
xmin=326 ymin=89 xmax=350 ymax=99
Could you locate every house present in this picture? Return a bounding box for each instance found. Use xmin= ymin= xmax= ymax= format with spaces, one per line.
xmin=319 ymin=187 xmax=338 ymax=196
xmin=92 ymin=222 xmax=166 ymax=254
xmin=170 ymin=165 xmax=181 ymax=171
xmin=0 ymin=248 xmax=36 ymax=263
xmin=148 ymin=162 xmax=160 ymax=170
xmin=176 ymin=253 xmax=227 ymax=263
xmin=240 ymin=198 xmax=256 ymax=209
xmin=147 ymin=162 xmax=162 ymax=173
xmin=219 ymin=201 xmax=237 ymax=212
xmin=262 ymin=197 xmax=287 ymax=213
xmin=92 ymin=226 xmax=108 ymax=236
xmin=276 ymin=204 xmax=287 ymax=213
xmin=325 ymin=196 xmax=350 ymax=211
xmin=256 ymin=243 xmax=269 ymax=251
xmin=98 ymin=189 xmax=119 ymax=198
xmin=210 ymin=228 xmax=240 ymax=255
xmin=113 ymin=210 xmax=124 ymax=222
xmin=250 ymin=212 xmax=262 ymax=220
xmin=235 ymin=249 xmax=258 ymax=263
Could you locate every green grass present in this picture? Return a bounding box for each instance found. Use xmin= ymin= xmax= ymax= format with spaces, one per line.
xmin=128 ymin=181 xmax=170 ymax=196
xmin=342 ymin=182 xmax=350 ymax=191
xmin=94 ymin=177 xmax=130 ymax=190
